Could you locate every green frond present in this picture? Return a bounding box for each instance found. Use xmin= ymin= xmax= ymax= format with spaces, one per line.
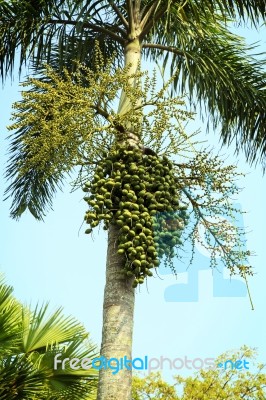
xmin=4 ymin=125 xmax=66 ymax=221
xmin=0 ymin=277 xmax=98 ymax=399
xmin=198 ymin=0 xmax=265 ymax=24
xmin=0 ymin=0 xmax=125 ymax=80
xmin=177 ymin=39 xmax=266 ymax=165
xmin=141 ymin=0 xmax=265 ymax=29
xmin=0 ymin=355 xmax=47 ymax=400
xmin=21 ymin=303 xmax=88 ymax=353
xmin=0 ymin=277 xmax=21 ymax=357
xmin=144 ymin=9 xmax=266 ymax=166
xmin=0 ymin=351 xmax=97 ymax=400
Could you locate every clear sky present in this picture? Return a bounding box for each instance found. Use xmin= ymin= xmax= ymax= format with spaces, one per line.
xmin=1 ymin=22 xmax=265 ymax=383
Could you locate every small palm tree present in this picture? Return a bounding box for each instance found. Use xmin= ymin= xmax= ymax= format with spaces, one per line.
xmin=1 ymin=2 xmax=265 ymax=399
xmin=0 ymin=275 xmax=98 ymax=400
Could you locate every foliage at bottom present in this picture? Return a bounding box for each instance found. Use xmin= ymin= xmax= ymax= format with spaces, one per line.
xmin=0 ymin=275 xmax=98 ymax=400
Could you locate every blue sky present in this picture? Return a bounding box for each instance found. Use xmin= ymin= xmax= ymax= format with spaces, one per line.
xmin=1 ymin=22 xmax=266 ymax=383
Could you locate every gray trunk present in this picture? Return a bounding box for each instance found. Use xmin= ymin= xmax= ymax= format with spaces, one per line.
xmin=96 ymin=224 xmax=135 ymax=400
xmin=97 ymin=39 xmax=141 ymax=400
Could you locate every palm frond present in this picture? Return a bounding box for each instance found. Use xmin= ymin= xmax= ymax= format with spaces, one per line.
xmin=21 ymin=303 xmax=88 ymax=353
xmin=4 ymin=125 xmax=66 ymax=221
xmin=39 ymin=339 xmax=98 ymax=399
xmin=0 ymin=276 xmax=21 ymax=356
xmin=140 ymin=0 xmax=265 ymax=33
xmin=198 ymin=0 xmax=265 ymax=24
xmin=143 ymin=9 xmax=266 ymax=166
xmin=0 ymin=276 xmax=98 ymax=400
xmin=0 ymin=355 xmax=46 ymax=400
xmin=0 ymin=0 xmax=125 ymax=80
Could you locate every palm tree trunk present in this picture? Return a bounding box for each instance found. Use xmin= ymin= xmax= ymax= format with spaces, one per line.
xmin=97 ymin=39 xmax=141 ymax=400
xmin=96 ymin=224 xmax=135 ymax=400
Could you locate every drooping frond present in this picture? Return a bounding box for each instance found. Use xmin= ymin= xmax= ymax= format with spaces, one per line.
xmin=4 ymin=122 xmax=66 ymax=220
xmin=0 ymin=0 xmax=126 ymax=79
xmin=194 ymin=0 xmax=265 ymax=24
xmin=142 ymin=7 xmax=266 ymax=166
xmin=139 ymin=0 xmax=265 ymax=35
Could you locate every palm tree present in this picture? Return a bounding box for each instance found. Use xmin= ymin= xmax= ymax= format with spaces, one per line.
xmin=0 ymin=2 xmax=265 ymax=399
xmin=0 ymin=275 xmax=98 ymax=399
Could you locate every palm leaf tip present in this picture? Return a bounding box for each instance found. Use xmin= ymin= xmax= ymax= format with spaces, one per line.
xmin=4 ymin=159 xmax=65 ymax=220
xmin=156 ymin=19 xmax=266 ymax=165
xmin=4 ymin=113 xmax=67 ymax=220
